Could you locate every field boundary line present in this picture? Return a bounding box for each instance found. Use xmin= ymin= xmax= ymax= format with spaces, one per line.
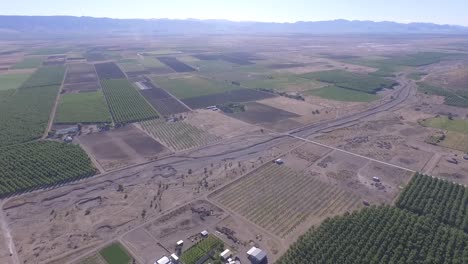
xmin=42 ymin=66 xmax=68 ymax=139
xmin=289 ymin=135 xmax=415 ymax=172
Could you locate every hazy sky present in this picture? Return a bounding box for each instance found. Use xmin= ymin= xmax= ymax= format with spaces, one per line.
xmin=3 ymin=0 xmax=467 ymax=26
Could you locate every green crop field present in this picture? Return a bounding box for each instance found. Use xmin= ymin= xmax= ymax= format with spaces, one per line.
xmin=418 ymin=83 xmax=468 ymax=108
xmin=307 ymin=85 xmax=378 ymax=102
xmin=152 ymin=75 xmax=241 ymax=99
xmin=21 ymin=66 xmax=66 ymax=88
xmin=0 ymin=141 xmax=96 ymax=197
xmin=301 ymin=70 xmax=396 ymax=94
xmin=0 ymin=73 xmax=32 ymax=91
xmin=439 ymin=131 xmax=468 ymax=152
xmin=242 ymin=74 xmax=324 ymax=92
xmin=277 ymin=206 xmax=468 ymax=264
xmin=0 ymin=85 xmax=60 ymax=147
xmin=117 ymin=62 xmax=145 ymax=72
xmin=99 ymin=243 xmax=132 ymax=264
xmin=101 ymin=79 xmax=159 ymax=124
xmin=180 ymin=235 xmax=224 ymax=264
xmin=419 ymin=116 xmax=468 ymax=134
xmin=141 ymin=56 xmax=166 ymax=68
xmin=12 ymin=57 xmax=44 ymax=69
xmin=140 ymin=119 xmax=220 ymax=151
xmin=29 ymin=47 xmax=70 ymax=55
xmin=55 ymin=91 xmax=112 ymax=124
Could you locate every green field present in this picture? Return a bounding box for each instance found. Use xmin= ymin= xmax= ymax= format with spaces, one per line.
xmin=301 ymin=70 xmax=396 ymax=94
xmin=439 ymin=132 xmax=468 ymax=153
xmin=29 ymin=47 xmax=70 ymax=55
xmin=418 ymin=83 xmax=468 ymax=108
xmin=21 ymin=66 xmax=66 ymax=88
xmin=55 ymin=91 xmax=112 ymax=124
xmin=152 ymin=75 xmax=241 ymax=99
xmin=141 ymin=56 xmax=166 ymax=68
xmin=242 ymin=74 xmax=324 ymax=92
xmin=0 ymin=85 xmax=60 ymax=147
xmin=307 ymin=85 xmax=378 ymax=102
xmin=419 ymin=116 xmax=468 ymax=134
xmin=408 ymin=72 xmax=427 ymax=81
xmin=101 ymin=79 xmax=159 ymax=124
xmin=0 ymin=141 xmax=96 ymax=197
xmin=12 ymin=57 xmax=44 ymax=69
xmin=117 ymin=62 xmax=145 ymax=72
xmin=180 ymin=235 xmax=224 ymax=264
xmin=0 ymin=73 xmax=32 ymax=90
xmin=99 ymin=243 xmax=131 ymax=264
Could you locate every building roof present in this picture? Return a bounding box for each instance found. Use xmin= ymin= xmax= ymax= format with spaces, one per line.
xmin=247 ymin=247 xmax=266 ymax=261
xmin=220 ymin=249 xmax=231 ymax=258
xmin=176 ymin=240 xmax=184 ymax=245
xmin=170 ymin=253 xmax=179 ymax=261
xmin=156 ymin=256 xmax=171 ymax=264
xmin=201 ymin=230 xmax=209 ymax=236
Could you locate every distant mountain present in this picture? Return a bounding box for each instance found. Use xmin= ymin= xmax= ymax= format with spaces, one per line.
xmin=0 ymin=16 xmax=467 ymax=36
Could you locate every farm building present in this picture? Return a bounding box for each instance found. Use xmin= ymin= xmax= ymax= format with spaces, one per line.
xmin=275 ymin=159 xmax=284 ymax=165
xmin=155 ymin=256 xmax=172 ymax=264
xmin=220 ymin=249 xmax=232 ymax=260
xmin=201 ymin=230 xmax=209 ymax=237
xmin=176 ymin=240 xmax=184 ymax=247
xmin=170 ymin=253 xmax=179 ymax=263
xmin=247 ymin=247 xmax=267 ymax=264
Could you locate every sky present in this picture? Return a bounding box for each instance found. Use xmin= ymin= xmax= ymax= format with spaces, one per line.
xmin=2 ymin=0 xmax=468 ymax=26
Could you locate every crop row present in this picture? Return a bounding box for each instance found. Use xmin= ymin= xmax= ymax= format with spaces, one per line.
xmin=21 ymin=65 xmax=66 ymax=88
xmin=277 ymin=206 xmax=468 ymax=264
xmin=140 ymin=119 xmax=220 ymax=152
xmin=418 ymin=83 xmax=468 ymax=108
xmin=0 ymin=141 xmax=96 ymax=198
xmin=101 ymin=79 xmax=159 ymax=124
xmin=180 ymin=235 xmax=224 ymax=264
xmin=213 ymin=163 xmax=361 ymax=237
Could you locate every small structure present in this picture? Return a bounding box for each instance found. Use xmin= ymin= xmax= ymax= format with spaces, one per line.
xmin=156 ymin=256 xmax=171 ymax=264
xmin=463 ymin=154 xmax=468 ymax=161
xmin=220 ymin=249 xmax=232 ymax=260
xmin=247 ymin=247 xmax=267 ymax=264
xmin=447 ymin=158 xmax=459 ymax=165
xmin=56 ymin=126 xmax=79 ymax=136
xmin=63 ymin=135 xmax=73 ymax=143
xmin=363 ymin=200 xmax=370 ymax=206
xmin=170 ymin=253 xmax=179 ymax=263
xmin=274 ymin=159 xmax=284 ymax=165
xmin=372 ymin=176 xmax=381 ymax=182
xmin=176 ymin=240 xmax=184 ymax=247
xmin=201 ymin=230 xmax=209 ymax=237
xmin=206 ymin=106 xmax=217 ymax=110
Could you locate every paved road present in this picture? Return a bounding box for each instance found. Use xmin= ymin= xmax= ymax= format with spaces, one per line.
xmin=290 ymin=78 xmax=414 ymax=138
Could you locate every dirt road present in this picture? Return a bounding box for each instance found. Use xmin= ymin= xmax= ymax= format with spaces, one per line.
xmin=0 ymin=201 xmax=20 ymax=264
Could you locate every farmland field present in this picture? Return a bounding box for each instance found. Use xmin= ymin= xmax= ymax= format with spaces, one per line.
xmin=180 ymin=235 xmax=224 ymax=264
xmin=438 ymin=131 xmax=468 ymax=152
xmin=0 ymin=141 xmax=96 ymax=198
xmin=55 ymin=91 xmax=112 ymax=124
xmin=210 ymin=163 xmax=362 ymax=237
xmin=277 ymin=206 xmax=468 ymax=264
xmin=99 ymin=243 xmax=132 ymax=264
xmin=29 ymin=47 xmax=70 ymax=55
xmin=418 ymin=83 xmax=468 ymax=108
xmin=0 ymin=85 xmax=60 ymax=147
xmin=242 ymin=74 xmax=324 ymax=92
xmin=0 ymin=72 xmax=32 ymax=90
xmin=12 ymin=57 xmax=44 ymax=69
xmin=157 ymin=57 xmax=196 ymax=72
xmin=397 ymin=173 xmax=468 ymax=231
xmin=307 ymin=85 xmax=378 ymax=102
xmin=95 ymin=62 xmax=126 ymax=79
xmin=301 ymin=70 xmax=396 ymax=94
xmin=76 ymin=253 xmax=107 ymax=264
xmin=182 ymin=89 xmax=275 ymax=109
xmin=152 ymin=75 xmax=241 ymax=99
xmin=140 ymin=119 xmax=220 ymax=151
xmin=419 ymin=116 xmax=468 ymax=134
xmin=21 ymin=66 xmax=66 ymax=88
xmin=101 ymin=79 xmax=159 ymax=124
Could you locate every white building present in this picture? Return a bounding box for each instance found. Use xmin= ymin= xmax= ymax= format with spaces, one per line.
xmin=156 ymin=256 xmax=171 ymax=264
xmin=201 ymin=230 xmax=209 ymax=237
xmin=176 ymin=240 xmax=184 ymax=247
xmin=247 ymin=247 xmax=267 ymax=264
xmin=220 ymin=249 xmax=231 ymax=260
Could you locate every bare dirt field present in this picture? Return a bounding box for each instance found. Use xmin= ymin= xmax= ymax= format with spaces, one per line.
xmin=78 ymin=125 xmax=171 ymax=171
xmin=182 ymin=89 xmax=275 ymax=109
xmin=185 ymin=110 xmax=262 ymax=139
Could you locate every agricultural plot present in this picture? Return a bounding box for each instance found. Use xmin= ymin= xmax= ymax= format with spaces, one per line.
xmin=99 ymin=243 xmax=132 ymax=264
xmin=419 ymin=116 xmax=468 ymax=134
xmin=136 ymin=78 xmax=190 ymax=115
xmin=0 ymin=85 xmax=60 ymax=147
xmin=95 ymin=62 xmax=126 ymax=79
xmin=55 ymin=91 xmax=112 ymax=124
xmin=438 ymin=131 xmax=468 ymax=153
xmin=418 ymin=82 xmax=468 ymax=108
xmin=0 ymin=141 xmax=96 ymax=198
xmin=277 ymin=206 xmax=468 ymax=264
xmin=210 ymin=163 xmax=362 ymax=237
xmin=397 ymin=174 xmax=468 ymax=231
xmin=12 ymin=57 xmax=44 ymax=69
xmin=226 ymin=102 xmax=300 ymax=124
xmin=0 ymin=72 xmax=32 ymax=90
xmin=101 ymin=79 xmax=159 ymax=124
xmin=182 ymin=89 xmax=274 ymax=109
xmin=152 ymin=75 xmax=241 ymax=99
xmin=140 ymin=119 xmax=221 ymax=151
xmin=29 ymin=47 xmax=70 ymax=55
xmin=21 ymin=65 xmax=66 ymax=88
xmin=180 ymin=235 xmax=225 ymax=264
xmin=157 ymin=56 xmax=196 ymax=72
xmin=193 ymin=53 xmax=254 ymax=65
xmin=76 ymin=253 xmax=107 ymax=264
xmin=65 ymin=64 xmax=99 ymax=84
xmin=301 ymin=70 xmax=397 ymax=94
xmin=307 ymin=85 xmax=378 ymax=102
xmin=242 ymin=74 xmax=324 ymax=92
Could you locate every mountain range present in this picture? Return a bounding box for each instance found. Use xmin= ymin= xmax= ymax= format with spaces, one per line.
xmin=1 ymin=15 xmax=467 ymax=36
